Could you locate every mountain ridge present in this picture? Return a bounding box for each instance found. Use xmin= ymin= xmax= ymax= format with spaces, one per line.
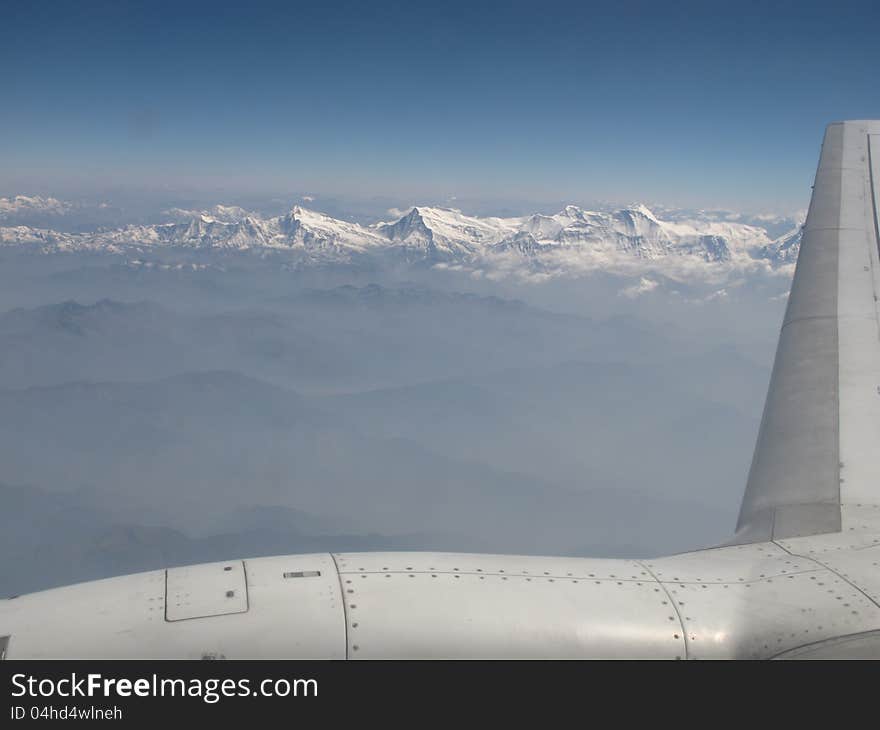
xmin=0 ymin=202 xmax=802 ymax=282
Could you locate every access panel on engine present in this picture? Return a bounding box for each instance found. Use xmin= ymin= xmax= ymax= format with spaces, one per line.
xmin=165 ymin=560 xmax=249 ymax=621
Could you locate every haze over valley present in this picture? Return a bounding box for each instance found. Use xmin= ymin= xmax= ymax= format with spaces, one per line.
xmin=0 ymin=194 xmax=793 ymax=595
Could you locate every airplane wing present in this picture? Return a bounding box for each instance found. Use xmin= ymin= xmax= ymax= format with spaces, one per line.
xmin=735 ymin=120 xmax=880 ymax=542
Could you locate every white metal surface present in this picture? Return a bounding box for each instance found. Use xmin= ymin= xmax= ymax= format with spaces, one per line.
xmin=334 ymin=553 xmax=684 ymax=659
xmin=837 ymin=130 xmax=880 ymax=505
xmin=165 ymin=561 xmax=248 ymax=621
xmin=648 ymin=545 xmax=880 ymax=659
xmin=3 ymin=544 xmax=880 ymax=659
xmin=0 ymin=554 xmax=345 ymax=659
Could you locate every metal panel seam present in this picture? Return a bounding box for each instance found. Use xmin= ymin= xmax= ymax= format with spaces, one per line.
xmin=833 ymin=148 xmax=843 ymax=515
xmin=328 ymin=566 xmax=814 ymax=585
xmin=243 ymin=560 xmax=251 ymax=612
xmin=767 ymin=628 xmax=880 ymax=659
xmin=868 ymin=136 xmax=880 ymax=269
xmin=329 ymin=553 xmax=350 ymax=660
xmin=782 ymin=314 xmax=877 ymax=330
xmin=772 ymin=540 xmax=880 ymax=611
xmin=636 ymin=560 xmax=689 ymax=660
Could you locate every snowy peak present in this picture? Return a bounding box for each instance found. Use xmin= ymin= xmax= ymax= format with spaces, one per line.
xmin=759 ymin=225 xmax=803 ymax=264
xmin=521 ymin=213 xmax=564 ymax=240
xmin=0 ymin=195 xmax=72 ymax=218
xmin=0 ymin=200 xmax=799 ymax=281
xmin=376 ymin=206 xmax=520 ymax=260
xmin=378 ymin=207 xmax=433 ymax=243
xmin=627 ymin=203 xmax=660 ymax=222
xmin=165 ymin=204 xmax=253 ymax=224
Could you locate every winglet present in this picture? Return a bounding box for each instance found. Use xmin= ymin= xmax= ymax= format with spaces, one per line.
xmin=733 ymin=121 xmax=880 ymax=543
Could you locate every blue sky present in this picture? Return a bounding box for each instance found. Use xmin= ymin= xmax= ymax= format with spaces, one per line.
xmin=2 ymin=0 xmax=879 ymax=212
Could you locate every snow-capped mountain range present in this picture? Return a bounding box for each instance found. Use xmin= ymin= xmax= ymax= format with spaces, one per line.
xmin=0 ymin=202 xmax=802 ymax=282
xmin=0 ymin=195 xmax=72 ymax=218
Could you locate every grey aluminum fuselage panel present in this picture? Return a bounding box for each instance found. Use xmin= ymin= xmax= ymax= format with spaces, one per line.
xmin=735 ymin=120 xmax=880 ymax=542
xmin=3 ymin=121 xmax=880 ymax=659
xmin=3 ymin=543 xmax=880 ymax=659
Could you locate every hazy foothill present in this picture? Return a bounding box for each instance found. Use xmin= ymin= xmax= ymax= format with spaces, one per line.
xmin=0 ymin=197 xmax=795 ymax=594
